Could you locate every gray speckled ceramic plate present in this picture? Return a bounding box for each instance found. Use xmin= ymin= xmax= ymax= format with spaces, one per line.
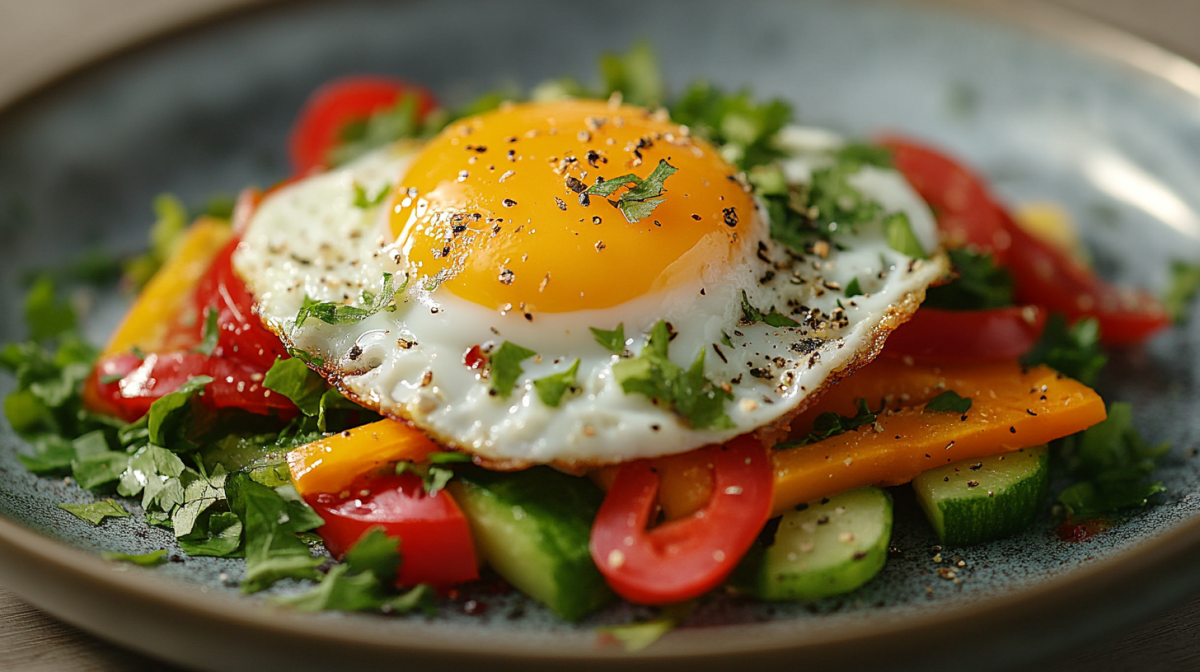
xmin=4 ymin=1 xmax=1200 ymax=670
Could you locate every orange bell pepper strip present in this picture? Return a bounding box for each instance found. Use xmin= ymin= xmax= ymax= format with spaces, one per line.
xmin=595 ymin=359 xmax=1106 ymax=519
xmin=102 ymin=216 xmax=233 ymax=357
xmin=288 ymin=419 xmax=440 ymax=497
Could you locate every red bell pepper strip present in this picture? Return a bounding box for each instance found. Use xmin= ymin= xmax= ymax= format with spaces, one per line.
xmin=287 ymin=76 xmax=437 ymax=175
xmin=884 ymin=306 xmax=1047 ymax=363
xmin=589 ymin=435 xmax=773 ymax=605
xmin=306 ymin=473 xmax=479 ymax=588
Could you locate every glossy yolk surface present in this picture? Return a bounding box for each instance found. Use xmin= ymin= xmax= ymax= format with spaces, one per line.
xmin=390 ymin=100 xmax=756 ymax=313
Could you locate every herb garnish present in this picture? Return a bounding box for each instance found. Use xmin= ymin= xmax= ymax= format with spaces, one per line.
xmin=395 ymin=461 xmax=455 ymax=496
xmin=612 ymin=321 xmax=734 ymax=430
xmin=585 ymin=159 xmax=678 ymax=223
xmin=883 ymin=213 xmax=927 ymax=259
xmin=228 ymin=474 xmax=325 ymax=593
xmin=844 ymin=277 xmax=864 ymax=298
xmin=488 ymin=341 xmax=537 ymax=398
xmin=1056 ymin=402 xmax=1168 ymax=517
xmin=1022 ymin=314 xmax=1107 ymax=386
xmin=590 ymin=324 xmax=626 ymax=354
xmin=1164 ymin=261 xmax=1200 ymax=323
xmin=295 ymin=273 xmax=405 ymax=327
xmin=740 ymin=291 xmax=799 ymax=328
xmin=924 ymin=390 xmax=973 ymax=414
xmin=533 ymin=359 xmax=581 ymax=408
xmin=923 ymin=249 xmax=1013 ymax=311
xmin=774 ymin=398 xmax=881 ymax=449
xmin=193 ymin=307 xmax=220 ymax=356
xmin=58 ymin=499 xmax=129 ymax=526
xmin=352 ymin=182 xmax=392 ymax=209
xmin=101 ymin=550 xmax=168 ymax=567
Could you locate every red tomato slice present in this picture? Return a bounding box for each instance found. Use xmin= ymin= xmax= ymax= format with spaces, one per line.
xmin=288 ymin=76 xmax=437 ymax=175
xmin=996 ymin=207 xmax=1171 ymax=346
xmin=589 ymin=435 xmax=774 ymax=605
xmin=306 ymin=473 xmax=479 ymax=588
xmin=884 ymin=306 xmax=1047 ymax=363
xmin=194 ymin=238 xmax=290 ymax=371
xmin=878 ymin=135 xmax=1010 ymax=259
xmin=86 ymin=352 xmax=210 ymax=422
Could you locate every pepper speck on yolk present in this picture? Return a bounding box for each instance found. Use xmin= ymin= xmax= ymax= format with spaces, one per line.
xmin=390 ymin=100 xmax=756 ymax=313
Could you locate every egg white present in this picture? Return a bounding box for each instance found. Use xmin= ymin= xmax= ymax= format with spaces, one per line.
xmin=234 ymin=128 xmax=947 ymax=467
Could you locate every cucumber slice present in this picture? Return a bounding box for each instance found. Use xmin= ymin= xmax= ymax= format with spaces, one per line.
xmin=913 ymin=444 xmax=1049 ymax=547
xmin=733 ymin=487 xmax=892 ymax=601
xmin=448 ymin=466 xmax=613 ymax=621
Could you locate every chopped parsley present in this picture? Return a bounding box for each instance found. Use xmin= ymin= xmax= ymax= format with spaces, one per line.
xmin=883 ymin=212 xmax=927 ymax=259
xmin=599 ymin=41 xmax=665 ymax=108
xmin=488 ymin=341 xmax=537 ymax=398
xmin=58 ymin=499 xmax=129 ymax=526
xmin=352 ymin=182 xmax=392 ymax=209
xmin=1057 ymin=402 xmax=1168 ymax=517
xmin=924 ymin=390 xmax=973 ymax=414
xmin=844 ymin=276 xmax=864 ymax=298
xmin=227 ymin=474 xmax=325 ymax=593
xmin=612 ymin=321 xmax=734 ymax=430
xmin=100 ymin=550 xmax=168 ymax=567
xmin=775 ymin=398 xmax=880 ymax=449
xmin=585 ymin=159 xmax=678 ymax=223
xmin=394 ymin=460 xmax=455 ymax=496
xmin=330 ymin=93 xmax=441 ymax=167
xmin=295 ymin=273 xmax=405 ymax=327
xmin=427 ymin=451 xmax=472 ymax=464
xmin=670 ymin=81 xmax=792 ymax=170
xmin=1022 ymin=314 xmax=1107 ymax=386
xmin=24 ymin=276 xmax=76 ymax=342
xmin=590 ymin=324 xmax=626 ymax=354
xmin=193 ymin=307 xmax=220 ymax=356
xmin=1164 ymin=261 xmax=1200 ymax=323
xmin=273 ymin=527 xmax=437 ymax=615
xmin=740 ymin=291 xmax=799 ymax=328
xmin=533 ymin=359 xmax=580 ymax=408
xmin=923 ymin=249 xmax=1014 ymax=311
xmin=123 ymin=194 xmax=189 ymax=290
xmin=264 ymin=357 xmax=326 ymax=416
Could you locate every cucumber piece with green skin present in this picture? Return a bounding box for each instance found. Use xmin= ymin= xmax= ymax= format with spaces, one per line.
xmin=448 ymin=466 xmax=613 ymax=621
xmin=913 ymin=444 xmax=1049 ymax=547
xmin=733 ymin=486 xmax=893 ymax=601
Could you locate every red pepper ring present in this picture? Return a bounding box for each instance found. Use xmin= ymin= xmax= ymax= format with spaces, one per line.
xmin=883 ymin=306 xmax=1048 ymax=363
xmin=590 ymin=435 xmax=774 ymax=605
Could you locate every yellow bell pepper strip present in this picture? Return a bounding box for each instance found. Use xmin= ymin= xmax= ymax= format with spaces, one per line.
xmin=594 ymin=359 xmax=1106 ymax=519
xmin=102 ymin=216 xmax=232 ymax=357
xmin=287 ymin=419 xmax=439 ymax=497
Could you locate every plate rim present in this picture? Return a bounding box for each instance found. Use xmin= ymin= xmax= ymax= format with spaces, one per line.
xmin=2 ymin=0 xmax=1200 ymax=667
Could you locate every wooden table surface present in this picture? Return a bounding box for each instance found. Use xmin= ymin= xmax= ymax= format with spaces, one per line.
xmin=3 ymin=0 xmax=1200 ymax=669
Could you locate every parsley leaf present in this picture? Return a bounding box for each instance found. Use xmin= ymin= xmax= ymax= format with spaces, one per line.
xmin=118 ymin=445 xmax=187 ymax=512
xmin=24 ymin=276 xmax=76 ymax=342
xmin=123 ymin=194 xmax=190 ymax=290
xmin=883 ymin=212 xmax=927 ymax=259
xmin=394 ymin=461 xmax=455 ymax=496
xmin=295 ymin=273 xmax=405 ymax=327
xmin=193 ymin=307 xmax=219 ymax=356
xmin=344 ymin=527 xmax=402 ymax=584
xmin=72 ymin=449 xmax=131 ymax=490
xmin=844 ymin=276 xmax=864 ymax=298
xmin=352 ymin=182 xmax=392 ymax=209
xmin=599 ymin=41 xmax=665 ymax=108
xmin=923 ymin=249 xmax=1013 ymax=311
xmin=427 ymin=451 xmax=472 ymax=464
xmin=585 ymin=160 xmax=678 ymax=223
xmin=100 ymin=550 xmax=168 ymax=567
xmin=171 ymin=466 xmax=229 ymax=538
xmin=488 ymin=341 xmax=537 ymax=398
xmin=590 ymin=324 xmax=626 ymax=354
xmin=533 ymin=359 xmax=580 ymax=408
xmin=612 ymin=321 xmax=734 ymax=430
xmin=1021 ymin=314 xmax=1107 ymax=386
xmin=178 ymin=511 xmax=243 ymax=557
xmin=330 ymin=93 xmax=436 ymax=167
xmin=596 ymin=602 xmax=694 ymax=652
xmin=58 ymin=499 xmax=129 ymax=525
xmin=924 ymin=390 xmax=973 ymax=414
xmin=1057 ymin=402 xmax=1169 ymax=517
xmin=776 ymin=398 xmax=880 ymax=448
xmin=1164 ymin=261 xmax=1200 ymax=323
xmin=264 ymin=357 xmax=326 ymax=416
xmin=835 ymin=143 xmax=893 ymax=169
xmin=740 ymin=291 xmax=799 ymax=328
xmin=146 ymin=376 xmax=213 ymax=449
xmin=227 ymin=474 xmax=325 ymax=593
xmin=670 ymin=81 xmax=792 ymax=170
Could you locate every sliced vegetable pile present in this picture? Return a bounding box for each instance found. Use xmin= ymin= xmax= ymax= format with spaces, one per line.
xmin=0 ymin=44 xmax=1186 ymax=640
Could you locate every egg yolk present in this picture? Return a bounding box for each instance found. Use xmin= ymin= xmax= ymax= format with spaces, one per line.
xmin=391 ymin=99 xmax=756 ymax=313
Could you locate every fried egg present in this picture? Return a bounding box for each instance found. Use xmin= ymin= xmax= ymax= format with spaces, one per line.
xmin=234 ymin=99 xmax=946 ymax=467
